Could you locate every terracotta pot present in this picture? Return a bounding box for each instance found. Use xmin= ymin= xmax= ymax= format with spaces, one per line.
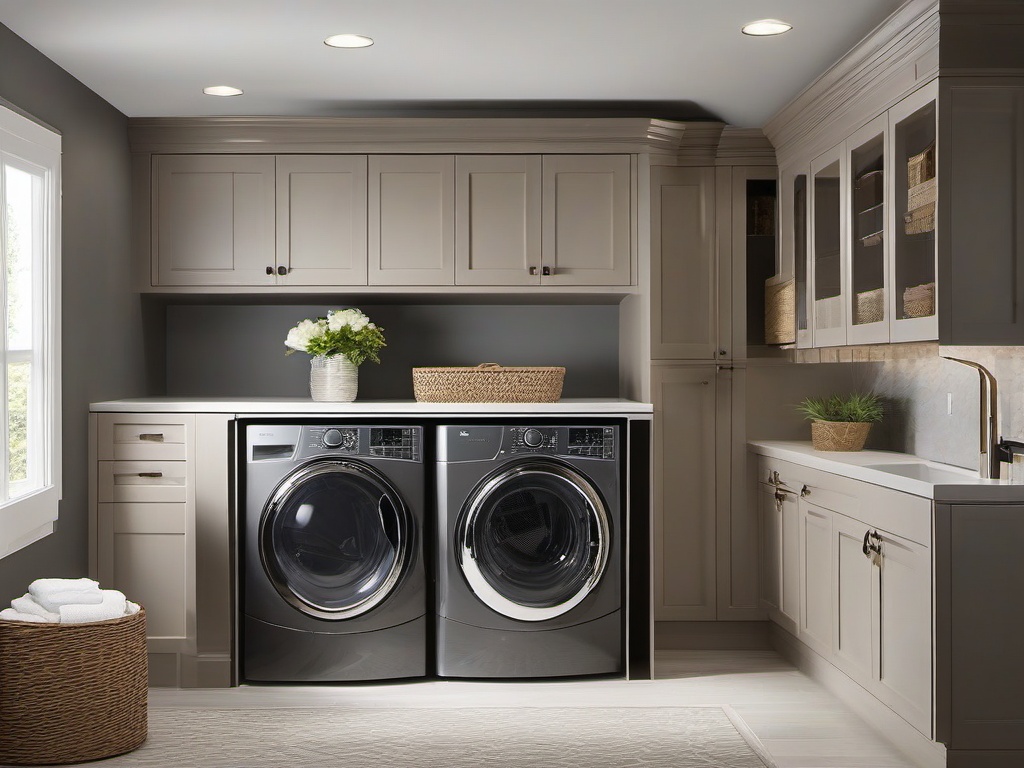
xmin=810 ymin=420 xmax=872 ymax=451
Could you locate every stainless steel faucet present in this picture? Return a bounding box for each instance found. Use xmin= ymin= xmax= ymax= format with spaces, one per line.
xmin=940 ymin=356 xmax=1001 ymax=479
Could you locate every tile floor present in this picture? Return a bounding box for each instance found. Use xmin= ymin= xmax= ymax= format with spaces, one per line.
xmin=149 ymin=650 xmax=921 ymax=768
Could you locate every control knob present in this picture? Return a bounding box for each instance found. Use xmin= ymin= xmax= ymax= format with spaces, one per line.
xmin=323 ymin=428 xmax=343 ymax=448
xmin=523 ymin=428 xmax=544 ymax=448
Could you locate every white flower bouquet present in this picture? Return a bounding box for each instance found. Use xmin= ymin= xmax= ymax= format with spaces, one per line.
xmin=284 ymin=308 xmax=386 ymax=366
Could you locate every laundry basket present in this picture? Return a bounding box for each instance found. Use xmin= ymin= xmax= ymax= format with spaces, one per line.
xmin=0 ymin=608 xmax=148 ymax=765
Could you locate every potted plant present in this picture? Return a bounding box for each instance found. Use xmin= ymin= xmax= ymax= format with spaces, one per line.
xmin=285 ymin=308 xmax=386 ymax=402
xmin=797 ymin=392 xmax=884 ymax=452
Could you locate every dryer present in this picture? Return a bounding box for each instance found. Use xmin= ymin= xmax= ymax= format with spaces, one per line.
xmin=436 ymin=424 xmax=622 ymax=678
xmin=242 ymin=424 xmax=425 ymax=682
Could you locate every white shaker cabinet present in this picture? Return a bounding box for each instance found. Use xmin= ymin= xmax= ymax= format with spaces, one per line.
xmin=455 ymin=155 xmax=542 ymax=285
xmin=757 ymin=473 xmax=799 ymax=635
xmin=153 ymin=155 xmax=276 ymax=286
xmin=275 ymin=155 xmax=368 ymax=286
xmin=798 ymin=498 xmax=832 ymax=658
xmin=368 ymin=155 xmax=456 ymax=286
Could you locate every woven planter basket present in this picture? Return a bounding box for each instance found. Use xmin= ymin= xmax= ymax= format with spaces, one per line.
xmin=0 ymin=609 xmax=148 ymax=765
xmin=412 ymin=363 xmax=565 ymax=403
xmin=811 ymin=420 xmax=872 ymax=452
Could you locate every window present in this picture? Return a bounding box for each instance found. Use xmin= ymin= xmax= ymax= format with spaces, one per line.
xmin=0 ymin=103 xmax=61 ymax=558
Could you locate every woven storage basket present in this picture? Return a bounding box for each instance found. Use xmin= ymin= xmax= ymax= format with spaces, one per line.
xmin=412 ymin=363 xmax=565 ymax=403
xmin=764 ymin=278 xmax=795 ymax=345
xmin=854 ymin=288 xmax=885 ymax=325
xmin=907 ymin=177 xmax=937 ymax=211
xmin=0 ymin=609 xmax=148 ymax=765
xmin=811 ymin=420 xmax=872 ymax=452
xmin=903 ymin=281 xmax=936 ymax=319
xmin=907 ymin=144 xmax=936 ymax=188
xmin=904 ymin=204 xmax=935 ymax=235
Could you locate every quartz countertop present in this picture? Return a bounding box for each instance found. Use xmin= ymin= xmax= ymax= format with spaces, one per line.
xmin=748 ymin=440 xmax=1024 ymax=503
xmin=89 ymin=397 xmax=653 ymax=417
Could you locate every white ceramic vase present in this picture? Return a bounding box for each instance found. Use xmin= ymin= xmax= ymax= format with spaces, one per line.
xmin=309 ymin=355 xmax=358 ymax=402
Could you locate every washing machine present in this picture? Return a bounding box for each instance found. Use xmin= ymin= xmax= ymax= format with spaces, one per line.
xmin=436 ymin=424 xmax=622 ymax=678
xmin=241 ymin=423 xmax=425 ymax=682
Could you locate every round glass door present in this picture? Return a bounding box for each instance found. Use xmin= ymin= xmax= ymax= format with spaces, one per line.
xmin=260 ymin=460 xmax=408 ymax=620
xmin=458 ymin=460 xmax=610 ymax=622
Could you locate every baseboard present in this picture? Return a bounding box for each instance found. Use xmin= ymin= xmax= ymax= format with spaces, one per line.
xmin=770 ymin=624 xmax=946 ymax=768
xmin=654 ymin=621 xmax=772 ymax=651
xmin=180 ymin=652 xmax=233 ymax=688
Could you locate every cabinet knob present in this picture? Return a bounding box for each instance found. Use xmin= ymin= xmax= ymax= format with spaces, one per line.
xmin=719 ymin=349 xmax=728 ymax=356
xmin=542 ymin=266 xmax=552 ymax=276
xmin=800 ymin=485 xmax=811 ymax=497
xmin=277 ymin=265 xmax=288 ymax=276
xmin=529 ymin=266 xmax=538 ymax=276
xmin=266 ymin=266 xmax=274 ymax=275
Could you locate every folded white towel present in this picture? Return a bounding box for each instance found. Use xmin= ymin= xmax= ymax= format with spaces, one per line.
xmin=28 ymin=577 xmax=99 ymax=597
xmin=58 ymin=589 xmax=128 ymax=624
xmin=29 ymin=578 xmax=103 ymax=613
xmin=0 ymin=608 xmax=48 ymax=623
xmin=125 ymin=601 xmax=141 ymax=616
xmin=11 ymin=594 xmax=59 ymax=622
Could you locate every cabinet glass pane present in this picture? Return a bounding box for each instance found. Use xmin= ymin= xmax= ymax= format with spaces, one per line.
xmin=746 ymin=178 xmax=777 ymax=346
xmin=813 ymin=161 xmax=842 ymax=332
xmin=850 ymin=133 xmax=885 ymax=326
xmin=894 ymin=101 xmax=937 ymax=321
xmin=794 ymin=174 xmax=808 ymax=334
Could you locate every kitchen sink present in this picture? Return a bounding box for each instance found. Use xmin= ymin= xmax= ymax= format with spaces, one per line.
xmin=865 ymin=462 xmax=978 ymax=485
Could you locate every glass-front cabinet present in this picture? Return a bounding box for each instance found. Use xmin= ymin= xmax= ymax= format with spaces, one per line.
xmin=889 ymin=82 xmax=938 ymax=342
xmin=810 ymin=145 xmax=847 ymax=347
xmin=785 ymin=170 xmax=810 ymax=348
xmin=847 ymin=114 xmax=888 ymax=344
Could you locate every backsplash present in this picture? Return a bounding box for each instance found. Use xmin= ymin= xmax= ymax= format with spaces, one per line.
xmin=859 ymin=346 xmax=1024 ymax=479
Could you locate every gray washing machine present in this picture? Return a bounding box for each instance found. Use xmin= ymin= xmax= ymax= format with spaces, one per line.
xmin=242 ymin=424 xmax=425 ymax=682
xmin=436 ymin=424 xmax=622 ymax=678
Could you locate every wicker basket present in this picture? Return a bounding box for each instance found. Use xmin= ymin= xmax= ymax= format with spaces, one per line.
xmin=907 ymin=177 xmax=937 ymax=211
xmin=764 ymin=278 xmax=795 ymax=345
xmin=412 ymin=363 xmax=565 ymax=403
xmin=907 ymin=144 xmax=936 ymax=188
xmin=904 ymin=204 xmax=935 ymax=235
xmin=903 ymin=282 xmax=936 ymax=319
xmin=854 ymin=288 xmax=885 ymax=325
xmin=811 ymin=420 xmax=872 ymax=452
xmin=0 ymin=609 xmax=148 ymax=765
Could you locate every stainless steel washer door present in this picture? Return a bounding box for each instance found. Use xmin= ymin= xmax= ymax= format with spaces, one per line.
xmin=457 ymin=460 xmax=610 ymax=622
xmin=260 ymin=460 xmax=409 ymax=620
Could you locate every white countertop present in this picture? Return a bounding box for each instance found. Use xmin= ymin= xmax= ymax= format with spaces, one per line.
xmin=749 ymin=440 xmax=1024 ymax=503
xmin=89 ymin=397 xmax=653 ymax=417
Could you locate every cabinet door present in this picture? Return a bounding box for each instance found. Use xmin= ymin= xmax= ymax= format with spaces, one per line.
xmin=832 ymin=512 xmax=875 ymax=685
xmin=276 ymin=155 xmax=367 ymax=286
xmin=733 ymin=166 xmax=781 ymax=356
xmin=798 ymin=499 xmax=832 ymax=657
xmin=781 ymin=166 xmax=812 ymax=348
xmin=652 ymin=365 xmax=717 ymax=620
xmin=650 ymin=166 xmax=717 ymax=359
xmin=810 ymin=144 xmax=848 ymax=347
xmin=889 ymin=81 xmax=938 ymax=343
xmin=153 ymin=155 xmax=276 ymax=286
xmin=846 ymin=114 xmax=889 ymax=345
xmin=455 ymin=155 xmax=541 ymax=285
xmin=875 ymin=527 xmax=932 ymax=737
xmin=758 ymin=481 xmax=798 ymax=634
xmin=368 ymin=155 xmax=455 ymax=285
xmin=541 ymin=155 xmax=631 ymax=286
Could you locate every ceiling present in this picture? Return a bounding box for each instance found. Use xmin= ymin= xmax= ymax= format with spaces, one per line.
xmin=0 ymin=0 xmax=906 ymax=127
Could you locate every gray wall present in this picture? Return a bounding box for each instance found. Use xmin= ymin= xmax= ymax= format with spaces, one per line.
xmin=0 ymin=24 xmax=144 ymax=599
xmin=165 ymin=304 xmax=620 ymax=399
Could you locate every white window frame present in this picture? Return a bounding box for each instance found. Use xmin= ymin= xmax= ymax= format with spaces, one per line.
xmin=0 ymin=103 xmax=61 ymax=559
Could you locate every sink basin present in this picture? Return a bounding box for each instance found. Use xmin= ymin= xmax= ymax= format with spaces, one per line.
xmin=866 ymin=462 xmax=977 ymax=485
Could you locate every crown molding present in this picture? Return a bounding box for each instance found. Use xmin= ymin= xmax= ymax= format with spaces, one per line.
xmin=128 ymin=116 xmax=728 ymax=158
xmin=715 ymin=128 xmax=776 ymax=166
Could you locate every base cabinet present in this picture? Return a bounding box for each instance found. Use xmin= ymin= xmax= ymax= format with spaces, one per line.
xmin=90 ymin=412 xmax=232 ymax=687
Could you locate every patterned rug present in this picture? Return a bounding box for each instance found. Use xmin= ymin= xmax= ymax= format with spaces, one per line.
xmin=89 ymin=706 xmax=775 ymax=767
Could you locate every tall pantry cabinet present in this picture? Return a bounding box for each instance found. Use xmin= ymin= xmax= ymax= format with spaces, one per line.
xmin=646 ymin=132 xmax=776 ymax=625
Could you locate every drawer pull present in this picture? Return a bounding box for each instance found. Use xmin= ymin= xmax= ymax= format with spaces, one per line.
xmin=137 ymin=472 xmax=163 ymax=478
xmin=800 ymin=485 xmax=811 ymax=498
xmin=138 ymin=433 xmax=165 ymax=442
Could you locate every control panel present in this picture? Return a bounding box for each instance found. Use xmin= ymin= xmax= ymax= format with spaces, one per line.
xmin=504 ymin=426 xmax=616 ymax=459
xmin=299 ymin=426 xmax=420 ymax=461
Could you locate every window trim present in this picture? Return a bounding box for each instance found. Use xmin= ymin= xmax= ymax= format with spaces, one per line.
xmin=0 ymin=104 xmax=61 ymax=559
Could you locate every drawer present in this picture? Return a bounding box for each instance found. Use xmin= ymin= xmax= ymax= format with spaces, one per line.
xmin=98 ymin=461 xmax=188 ymax=503
xmin=97 ymin=415 xmax=189 ymax=461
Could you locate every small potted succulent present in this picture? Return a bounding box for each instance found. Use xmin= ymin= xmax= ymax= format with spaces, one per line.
xmin=797 ymin=392 xmax=884 ymax=452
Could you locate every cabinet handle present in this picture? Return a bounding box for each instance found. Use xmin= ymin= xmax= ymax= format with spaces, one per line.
xmin=542 ymin=266 xmax=552 ymax=276
xmin=800 ymin=485 xmax=811 ymax=497
xmin=137 ymin=472 xmax=163 ymax=478
xmin=529 ymin=266 xmax=538 ymax=276
xmin=862 ymin=529 xmax=882 ymax=561
xmin=138 ymin=433 xmax=164 ymax=442
xmin=266 ymin=266 xmax=274 ymax=275
xmin=719 ymin=349 xmax=728 ymax=356
xmin=277 ymin=265 xmax=288 ymax=276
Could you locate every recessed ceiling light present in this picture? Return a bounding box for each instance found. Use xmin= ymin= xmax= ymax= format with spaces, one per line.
xmin=324 ymin=33 xmax=374 ymax=49
xmin=741 ymin=19 xmax=793 ymax=36
xmin=203 ymin=85 xmax=243 ymax=97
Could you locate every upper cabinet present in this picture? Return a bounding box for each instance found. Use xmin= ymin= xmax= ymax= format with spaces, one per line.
xmin=142 ymin=149 xmax=632 ymax=292
xmin=153 ymin=155 xmax=276 ymax=286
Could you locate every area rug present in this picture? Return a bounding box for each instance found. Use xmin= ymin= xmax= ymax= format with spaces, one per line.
xmin=89 ymin=706 xmax=776 ymax=767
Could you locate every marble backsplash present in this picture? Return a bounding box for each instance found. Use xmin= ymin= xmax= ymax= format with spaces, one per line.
xmin=856 ymin=346 xmax=1024 ymax=480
